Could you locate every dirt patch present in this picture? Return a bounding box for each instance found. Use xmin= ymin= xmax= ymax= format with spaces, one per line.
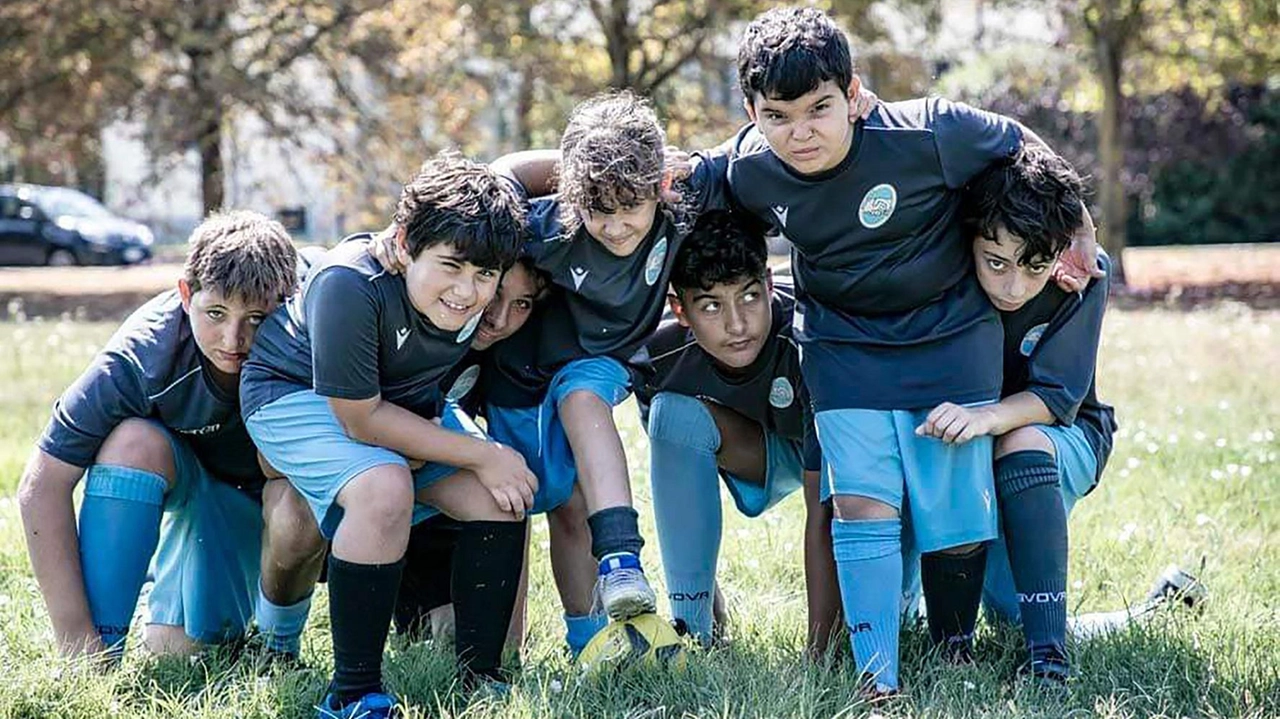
xmin=2 ymin=246 xmax=1279 ymax=321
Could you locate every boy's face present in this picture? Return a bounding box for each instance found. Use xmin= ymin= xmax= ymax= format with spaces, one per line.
xmin=973 ymin=227 xmax=1056 ymax=312
xmin=179 ymin=281 xmax=276 ymax=378
xmin=670 ymin=271 xmax=773 ymax=369
xmin=745 ymin=78 xmax=859 ymax=176
xmin=581 ymin=199 xmax=660 ymax=257
xmin=404 ymin=242 xmax=501 ymax=332
xmin=472 ymin=263 xmax=541 ymax=351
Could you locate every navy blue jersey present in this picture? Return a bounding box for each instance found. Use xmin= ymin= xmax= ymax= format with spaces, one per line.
xmin=1002 ymin=255 xmax=1117 ymax=480
xmin=38 ymin=291 xmax=265 ymax=488
xmin=241 ymin=235 xmax=477 ymax=419
xmin=486 ymin=190 xmax=689 ymax=406
xmin=702 ymin=98 xmax=1023 ymax=411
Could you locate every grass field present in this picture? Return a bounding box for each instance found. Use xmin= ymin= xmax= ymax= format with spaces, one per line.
xmin=0 ymin=305 xmax=1276 ymax=718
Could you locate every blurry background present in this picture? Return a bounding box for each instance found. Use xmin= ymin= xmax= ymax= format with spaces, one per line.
xmin=1 ymin=0 xmax=1277 ymax=282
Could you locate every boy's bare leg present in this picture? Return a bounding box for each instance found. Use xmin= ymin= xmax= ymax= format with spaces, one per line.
xmin=803 ymin=469 xmax=842 ymax=659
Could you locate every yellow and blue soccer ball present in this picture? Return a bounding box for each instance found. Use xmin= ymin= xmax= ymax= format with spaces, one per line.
xmin=577 ymin=612 xmax=688 ymax=677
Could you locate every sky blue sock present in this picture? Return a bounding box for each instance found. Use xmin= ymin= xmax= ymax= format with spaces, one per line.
xmin=78 ymin=464 xmax=167 ymax=658
xmin=648 ymin=392 xmax=722 ymax=646
xmin=256 ymin=584 xmax=312 ymax=656
xmin=564 ymin=612 xmax=608 ymax=657
xmin=832 ymin=516 xmax=903 ymax=691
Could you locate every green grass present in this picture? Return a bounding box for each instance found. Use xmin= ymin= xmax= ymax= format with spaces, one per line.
xmin=0 ymin=305 xmax=1276 ymax=718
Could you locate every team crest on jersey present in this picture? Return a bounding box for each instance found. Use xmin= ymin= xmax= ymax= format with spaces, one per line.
xmin=457 ymin=312 xmax=483 ymax=344
xmin=768 ymin=376 xmax=795 ymax=409
xmin=445 ymin=364 xmax=481 ymax=402
xmin=644 ymin=236 xmax=668 ymax=286
xmin=1020 ymin=323 xmax=1049 ymax=356
xmin=858 ymin=184 xmax=897 ymax=229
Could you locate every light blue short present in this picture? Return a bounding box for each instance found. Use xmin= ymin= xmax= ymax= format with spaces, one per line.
xmin=982 ymin=423 xmax=1100 ymax=622
xmin=722 ymin=430 xmax=804 ymax=518
xmin=147 ymin=429 xmax=262 ymax=644
xmin=485 ymin=357 xmax=631 ymax=515
xmin=245 ymin=389 xmax=483 ymax=538
xmin=815 ymin=407 xmax=998 ymax=553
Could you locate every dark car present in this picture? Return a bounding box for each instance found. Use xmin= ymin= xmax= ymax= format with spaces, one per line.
xmin=0 ymin=184 xmax=154 ymax=266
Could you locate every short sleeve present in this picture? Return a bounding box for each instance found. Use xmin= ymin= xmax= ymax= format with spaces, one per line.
xmin=683 ymin=144 xmax=734 ymax=215
xmin=521 ymin=197 xmax=567 ymax=265
xmin=932 ymin=98 xmax=1023 ymax=189
xmin=305 ymin=267 xmax=383 ymax=401
xmin=38 ymin=351 xmax=151 ymax=468
xmin=1026 ymin=259 xmax=1111 ymax=425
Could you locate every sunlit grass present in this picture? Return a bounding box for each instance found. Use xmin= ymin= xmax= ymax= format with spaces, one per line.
xmin=0 ymin=304 xmax=1276 ymax=718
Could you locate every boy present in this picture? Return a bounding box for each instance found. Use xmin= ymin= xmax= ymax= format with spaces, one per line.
xmin=915 ymin=143 xmax=1115 ymax=682
xmin=683 ymin=6 xmax=1099 ymax=693
xmin=632 ymin=211 xmax=821 ymax=649
xmin=480 ymin=92 xmax=690 ymax=635
xmin=392 ymin=257 xmax=549 ymax=645
xmin=240 ymin=153 xmax=535 ymax=717
xmin=18 ymin=210 xmax=302 ymax=659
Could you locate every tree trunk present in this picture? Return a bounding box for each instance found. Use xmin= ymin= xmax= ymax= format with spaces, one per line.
xmin=188 ymin=4 xmax=228 ymax=216
xmin=514 ymin=2 xmax=536 ymax=149
xmin=604 ymin=0 xmax=633 ymax=89
xmin=1096 ymin=29 xmax=1127 ymax=283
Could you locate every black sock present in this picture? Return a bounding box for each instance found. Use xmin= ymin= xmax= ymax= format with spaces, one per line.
xmin=328 ymin=554 xmax=405 ymax=705
xmin=452 ymin=519 xmax=526 ymax=682
xmin=921 ymin=543 xmax=988 ymax=659
xmin=996 ymin=450 xmax=1069 ymax=668
xmin=587 ymin=506 xmax=644 ymax=559
xmin=394 ymin=518 xmax=459 ymax=639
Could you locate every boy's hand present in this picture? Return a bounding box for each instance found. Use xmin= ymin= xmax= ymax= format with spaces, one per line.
xmin=915 ymin=403 xmax=998 ymax=444
xmin=473 ymin=443 xmax=539 ymax=519
xmin=369 ymin=226 xmax=410 ymax=275
xmin=662 ymin=145 xmax=691 ymax=203
xmin=1053 ymin=208 xmax=1104 ymax=293
xmin=848 ymin=84 xmax=879 ymax=122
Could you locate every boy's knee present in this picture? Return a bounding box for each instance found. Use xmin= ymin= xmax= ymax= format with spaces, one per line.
xmin=994 ymin=426 xmax=1055 ymax=459
xmin=339 ymin=467 xmax=414 ymax=535
xmin=648 ymin=392 xmax=718 ymax=451
xmin=263 ymin=481 xmax=325 ymax=566
xmin=96 ymin=419 xmax=177 ymax=486
xmin=549 ymin=496 xmax=590 ymax=540
xmin=831 ymin=494 xmax=898 ymax=521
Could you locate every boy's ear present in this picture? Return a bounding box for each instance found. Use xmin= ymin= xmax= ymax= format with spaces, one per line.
xmin=667 ymin=291 xmax=690 ymax=328
xmin=764 ymin=267 xmax=775 ymax=294
xmin=177 ymin=278 xmax=194 ymax=312
xmin=846 ymin=75 xmax=862 ymax=101
xmin=742 ymin=96 xmax=758 ymax=123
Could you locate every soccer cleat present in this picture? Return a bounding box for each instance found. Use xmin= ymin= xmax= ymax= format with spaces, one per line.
xmin=1144 ymin=564 xmax=1208 ymax=613
xmin=315 ymin=692 xmax=399 ymax=719
xmin=594 ymin=553 xmax=657 ymax=620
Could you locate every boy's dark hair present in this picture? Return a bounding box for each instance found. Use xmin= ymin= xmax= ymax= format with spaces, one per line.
xmin=184 ymin=210 xmax=298 ymax=305
xmin=738 ymin=7 xmax=854 ymax=103
xmin=513 ymin=256 xmax=551 ymax=300
xmin=963 ymin=143 xmax=1086 ymax=265
xmin=557 ymin=91 xmax=665 ymax=234
xmin=394 ymin=152 xmax=526 ymax=270
xmin=671 ymin=212 xmax=768 ymax=295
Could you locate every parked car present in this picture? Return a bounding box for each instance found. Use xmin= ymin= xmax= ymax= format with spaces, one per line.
xmin=0 ymin=184 xmax=154 ymax=266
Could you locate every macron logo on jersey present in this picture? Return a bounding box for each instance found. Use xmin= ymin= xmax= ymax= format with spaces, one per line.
xmin=771 ymin=205 xmax=789 ymax=228
xmin=570 ymin=266 xmax=589 ymax=291
xmin=396 ymin=327 xmax=411 ymax=350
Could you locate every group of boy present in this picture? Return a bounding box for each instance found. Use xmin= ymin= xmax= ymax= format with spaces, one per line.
xmin=18 ymin=6 xmax=1141 ymax=717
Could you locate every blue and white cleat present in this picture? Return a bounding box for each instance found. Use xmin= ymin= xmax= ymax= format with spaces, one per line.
xmin=315 ymin=691 xmax=399 ymax=719
xmin=594 ymin=552 xmax=657 ymax=620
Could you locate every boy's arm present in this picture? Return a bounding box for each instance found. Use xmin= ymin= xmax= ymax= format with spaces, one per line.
xmin=490 ymin=150 xmax=561 ymax=197
xmin=17 ymin=450 xmax=104 ymax=657
xmin=328 ymin=395 xmax=537 ymax=516
xmin=1024 ymin=257 xmax=1112 ymax=425
xmin=915 ymin=392 xmax=1056 ymax=444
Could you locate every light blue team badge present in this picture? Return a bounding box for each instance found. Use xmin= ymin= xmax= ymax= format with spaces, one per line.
xmin=1020 ymin=323 xmax=1049 ymax=356
xmin=859 ymin=183 xmax=898 ymax=229
xmin=446 ymin=364 xmax=481 ymax=402
xmin=644 ymin=235 xmax=668 ymax=286
xmin=457 ymin=311 xmax=483 ymax=344
xmin=769 ymin=376 xmax=795 ymax=409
